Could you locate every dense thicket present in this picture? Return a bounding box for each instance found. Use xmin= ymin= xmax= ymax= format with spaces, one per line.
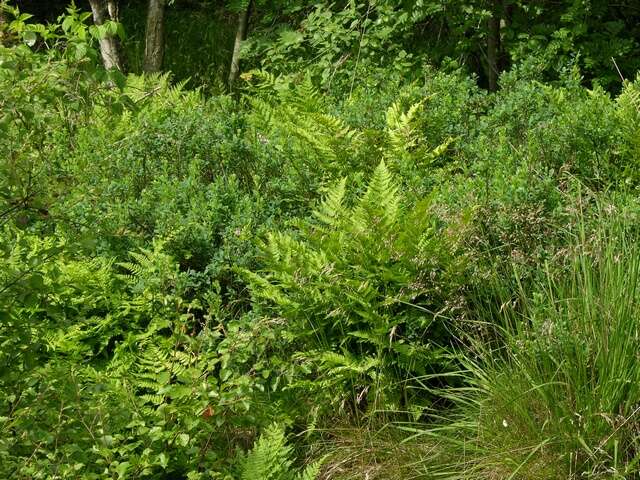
xmin=3 ymin=2 xmax=640 ymax=479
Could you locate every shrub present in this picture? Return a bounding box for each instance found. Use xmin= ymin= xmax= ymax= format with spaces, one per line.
xmin=468 ymin=74 xmax=630 ymax=189
xmin=0 ymin=239 xmax=281 ymax=479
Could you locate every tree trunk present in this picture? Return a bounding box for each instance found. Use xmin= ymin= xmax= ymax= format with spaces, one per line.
xmin=486 ymin=1 xmax=501 ymax=92
xmin=228 ymin=0 xmax=253 ymax=87
xmin=143 ymin=0 xmax=166 ymax=73
xmin=88 ymin=0 xmax=124 ymax=71
xmin=0 ymin=1 xmax=6 ymax=43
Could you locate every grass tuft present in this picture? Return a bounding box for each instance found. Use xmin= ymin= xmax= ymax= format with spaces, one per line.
xmin=413 ymin=208 xmax=640 ymax=479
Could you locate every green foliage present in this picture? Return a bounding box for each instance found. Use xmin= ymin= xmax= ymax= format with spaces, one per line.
xmin=246 ymin=162 xmax=465 ymax=415
xmin=616 ymin=75 xmax=640 ymax=184
xmin=0 ymin=4 xmax=131 ymax=241
xmin=0 ymin=237 xmax=268 ymax=478
xmin=504 ymin=0 xmax=640 ymax=91
xmin=475 ymin=73 xmax=626 ymax=186
xmin=244 ymin=1 xmax=423 ymax=91
xmin=241 ymin=0 xmax=640 ymax=93
xmin=244 ymin=72 xmax=368 ymax=197
xmin=418 ymin=209 xmax=640 ymax=478
xmin=5 ymin=3 xmax=640 ymax=477
xmin=238 ymin=424 xmax=321 ymax=480
xmin=120 ymin=2 xmax=235 ymax=92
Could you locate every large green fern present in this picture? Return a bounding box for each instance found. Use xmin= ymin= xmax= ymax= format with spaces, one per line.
xmin=246 ymin=161 xmax=466 ymax=415
xmin=246 ymin=71 xmax=363 ymax=185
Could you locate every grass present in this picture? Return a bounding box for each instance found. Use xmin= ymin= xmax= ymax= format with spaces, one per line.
xmin=401 ymin=206 xmax=640 ymax=479
xmin=306 ymin=422 xmax=438 ymax=480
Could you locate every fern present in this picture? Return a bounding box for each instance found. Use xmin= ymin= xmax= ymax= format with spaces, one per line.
xmin=361 ymin=160 xmax=400 ymax=214
xmin=247 ymin=161 xmax=464 ymax=413
xmin=616 ymin=76 xmax=640 ymax=183
xmin=246 ymin=72 xmax=362 ymax=179
xmin=239 ymin=424 xmax=320 ymax=480
xmin=296 ymin=462 xmax=322 ymax=480
xmin=383 ymin=97 xmax=454 ymax=186
xmin=353 ymin=160 xmax=401 ymax=235
xmin=385 ymin=98 xmax=424 ymax=155
xmin=240 ymin=424 xmax=293 ymax=480
xmin=313 ymin=177 xmax=347 ymax=225
xmin=618 ymin=76 xmax=640 ymax=114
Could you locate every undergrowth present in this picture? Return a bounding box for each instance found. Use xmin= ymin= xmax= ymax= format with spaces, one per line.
xmin=3 ymin=6 xmax=640 ymax=478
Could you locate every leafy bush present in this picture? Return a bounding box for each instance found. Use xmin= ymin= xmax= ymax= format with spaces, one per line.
xmin=244 ymin=1 xmax=427 ymax=93
xmin=0 ymin=239 xmax=277 ymax=479
xmin=468 ymin=72 xmax=634 ymax=189
xmin=0 ymin=7 xmax=130 ymax=233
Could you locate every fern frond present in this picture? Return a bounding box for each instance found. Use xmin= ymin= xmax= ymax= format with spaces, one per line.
xmin=240 ymin=423 xmax=293 ymax=480
xmin=313 ymin=178 xmax=347 ymax=226
xmin=286 ymin=75 xmax=323 ymax=112
xmin=291 ymin=123 xmax=337 ymax=162
xmin=296 ymin=461 xmax=322 ymax=480
xmin=317 ymin=351 xmax=380 ymax=376
xmin=140 ymin=394 xmax=165 ymax=405
xmin=618 ymin=78 xmax=640 ymax=114
xmin=352 ymin=160 xmax=401 ymax=232
xmin=385 ymin=99 xmax=424 ymax=155
xmin=242 ymin=69 xmax=278 ymax=90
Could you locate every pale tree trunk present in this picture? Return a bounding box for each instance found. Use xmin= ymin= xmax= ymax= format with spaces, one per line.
xmin=88 ymin=0 xmax=124 ymax=71
xmin=228 ymin=0 xmax=253 ymax=87
xmin=1 ymin=0 xmax=9 ymax=44
xmin=486 ymin=0 xmax=501 ymax=92
xmin=143 ymin=0 xmax=166 ymax=73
